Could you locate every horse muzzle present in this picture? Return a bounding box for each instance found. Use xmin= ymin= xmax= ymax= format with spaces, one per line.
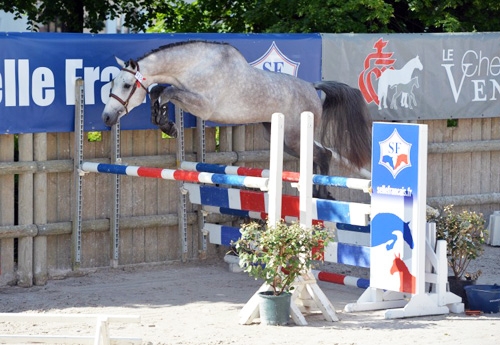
xmin=102 ymin=111 xmax=120 ymax=127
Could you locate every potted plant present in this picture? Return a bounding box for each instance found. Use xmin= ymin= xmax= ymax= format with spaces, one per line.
xmin=233 ymin=220 xmax=332 ymax=325
xmin=432 ymin=204 xmax=487 ymax=307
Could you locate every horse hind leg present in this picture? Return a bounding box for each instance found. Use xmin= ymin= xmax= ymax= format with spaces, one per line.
xmin=390 ymin=92 xmax=399 ymax=110
xmin=262 ymin=121 xmax=301 ymax=161
xmin=313 ymin=143 xmax=334 ymax=200
xmin=262 ymin=123 xmax=332 ymax=199
xmin=378 ymin=93 xmax=385 ymax=110
xmin=410 ymin=94 xmax=417 ymax=108
xmin=401 ymin=93 xmax=408 ymax=108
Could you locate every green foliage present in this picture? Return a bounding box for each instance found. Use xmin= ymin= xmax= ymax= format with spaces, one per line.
xmin=447 ymin=119 xmax=459 ymax=128
xmin=147 ymin=0 xmax=250 ymax=33
xmin=4 ymin=0 xmax=500 ymax=34
xmin=0 ymin=0 xmax=163 ymax=33
xmin=405 ymin=0 xmax=500 ymax=32
xmin=161 ymin=131 xmax=174 ymax=139
xmin=432 ymin=205 xmax=487 ymax=280
xmin=233 ymin=220 xmax=332 ymax=296
xmin=243 ymin=0 xmax=394 ymax=33
xmin=87 ymin=131 xmax=102 ymax=142
xmin=146 ymin=0 xmax=500 ymax=34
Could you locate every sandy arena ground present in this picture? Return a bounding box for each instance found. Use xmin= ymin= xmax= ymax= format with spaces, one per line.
xmin=0 ymin=245 xmax=498 ymax=345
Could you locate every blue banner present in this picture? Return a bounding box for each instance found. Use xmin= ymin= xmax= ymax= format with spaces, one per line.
xmin=0 ymin=33 xmax=322 ymax=134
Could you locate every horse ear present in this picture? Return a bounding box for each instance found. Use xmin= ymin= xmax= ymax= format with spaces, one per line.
xmin=128 ymin=59 xmax=137 ymax=70
xmin=115 ymin=56 xmax=126 ymax=68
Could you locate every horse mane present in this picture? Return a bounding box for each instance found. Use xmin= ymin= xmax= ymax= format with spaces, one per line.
xmin=138 ymin=40 xmax=232 ymax=61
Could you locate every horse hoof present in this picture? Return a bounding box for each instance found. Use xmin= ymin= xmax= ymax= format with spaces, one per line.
xmin=160 ymin=122 xmax=178 ymax=138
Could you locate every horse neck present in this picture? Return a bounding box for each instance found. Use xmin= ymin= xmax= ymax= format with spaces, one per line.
xmin=391 ymin=257 xmax=409 ymax=275
xmin=137 ymin=49 xmax=192 ymax=85
xmin=402 ymin=58 xmax=419 ymax=74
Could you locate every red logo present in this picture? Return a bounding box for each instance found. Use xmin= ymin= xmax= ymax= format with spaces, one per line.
xmin=358 ymin=38 xmax=396 ymax=105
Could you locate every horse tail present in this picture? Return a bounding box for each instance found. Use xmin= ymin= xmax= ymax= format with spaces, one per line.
xmin=313 ymin=81 xmax=372 ymax=170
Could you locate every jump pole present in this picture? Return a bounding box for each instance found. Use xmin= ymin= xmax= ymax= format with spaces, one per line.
xmin=312 ymin=270 xmax=370 ymax=289
xmin=80 ymin=162 xmax=270 ymax=190
xmin=180 ymin=161 xmax=371 ymax=192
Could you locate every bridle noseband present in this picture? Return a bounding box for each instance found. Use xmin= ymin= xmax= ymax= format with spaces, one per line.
xmin=109 ymin=62 xmax=149 ymax=114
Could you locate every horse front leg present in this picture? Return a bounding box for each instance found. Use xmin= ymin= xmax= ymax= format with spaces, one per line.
xmin=150 ymin=85 xmax=178 ymax=137
xmin=153 ymin=85 xmax=214 ymax=120
xmin=378 ymin=92 xmax=387 ymax=110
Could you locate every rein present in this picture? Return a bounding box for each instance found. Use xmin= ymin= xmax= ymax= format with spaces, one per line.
xmin=109 ymin=63 xmax=149 ymax=114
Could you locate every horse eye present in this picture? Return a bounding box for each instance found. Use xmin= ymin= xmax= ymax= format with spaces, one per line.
xmin=124 ymin=83 xmax=131 ymax=90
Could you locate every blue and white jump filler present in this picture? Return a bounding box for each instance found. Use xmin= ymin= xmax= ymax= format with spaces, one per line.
xmin=370 ymin=123 xmax=427 ymax=295
xmin=345 ymin=121 xmax=463 ymax=318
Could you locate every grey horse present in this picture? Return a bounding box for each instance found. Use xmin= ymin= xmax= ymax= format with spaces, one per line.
xmin=102 ymin=40 xmax=372 ymax=198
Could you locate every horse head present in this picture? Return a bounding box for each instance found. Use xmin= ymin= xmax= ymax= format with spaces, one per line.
xmin=102 ymin=57 xmax=150 ymax=127
xmin=414 ymin=55 xmax=423 ymax=71
xmin=390 ymin=253 xmax=403 ymax=275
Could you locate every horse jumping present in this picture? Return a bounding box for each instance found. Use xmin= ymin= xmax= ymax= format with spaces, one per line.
xmin=102 ymin=40 xmax=372 ymax=198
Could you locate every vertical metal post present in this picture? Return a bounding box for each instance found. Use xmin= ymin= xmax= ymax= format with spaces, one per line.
xmin=176 ymin=107 xmax=188 ymax=261
xmin=196 ymin=118 xmax=207 ymax=259
xmin=72 ymin=78 xmax=84 ymax=270
xmin=110 ymin=123 xmax=121 ymax=267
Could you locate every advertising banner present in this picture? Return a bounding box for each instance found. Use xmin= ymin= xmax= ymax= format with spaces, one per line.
xmin=370 ymin=122 xmax=428 ymax=294
xmin=322 ymin=33 xmax=500 ymax=121
xmin=0 ymin=33 xmax=321 ymax=134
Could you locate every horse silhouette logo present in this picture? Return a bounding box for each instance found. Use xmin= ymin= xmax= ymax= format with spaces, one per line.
xmin=358 ymin=38 xmax=423 ymax=110
xmin=371 ymin=213 xmax=416 ymax=293
xmin=390 ymin=77 xmax=420 ymax=110
xmin=378 ymin=129 xmax=412 ymax=178
xmin=377 ymin=56 xmax=423 ymax=110
xmin=371 ymin=213 xmax=414 ymax=251
xmin=250 ymin=41 xmax=300 ymax=77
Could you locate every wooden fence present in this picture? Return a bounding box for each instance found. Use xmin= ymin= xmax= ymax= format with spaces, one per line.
xmin=0 ymin=117 xmax=499 ymax=286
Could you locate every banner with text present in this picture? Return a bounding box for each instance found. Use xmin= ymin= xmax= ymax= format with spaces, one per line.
xmin=0 ymin=33 xmax=321 ymax=134
xmin=322 ymin=33 xmax=500 ymax=121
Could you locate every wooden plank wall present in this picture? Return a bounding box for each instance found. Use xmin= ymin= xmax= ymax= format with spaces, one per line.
xmin=424 ymin=118 xmax=500 ymax=216
xmin=46 ymin=132 xmax=74 ymax=273
xmin=1 ymin=118 xmax=500 ymax=286
xmin=0 ymin=134 xmax=15 ymax=285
